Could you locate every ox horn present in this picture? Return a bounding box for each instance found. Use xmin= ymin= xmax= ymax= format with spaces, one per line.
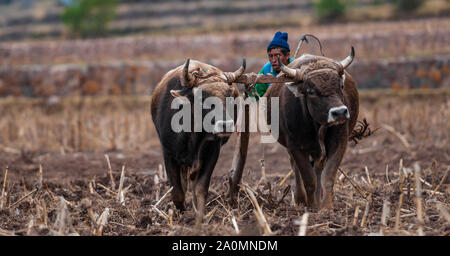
xmin=223 ymin=58 xmax=246 ymax=83
xmin=339 ymin=46 xmax=355 ymax=70
xmin=278 ymin=56 xmax=303 ymax=81
xmin=181 ymin=58 xmax=195 ymax=87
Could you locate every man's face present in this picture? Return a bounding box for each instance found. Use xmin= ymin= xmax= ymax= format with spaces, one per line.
xmin=268 ymin=48 xmax=290 ymax=73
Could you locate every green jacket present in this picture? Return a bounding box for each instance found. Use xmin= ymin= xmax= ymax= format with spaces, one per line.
xmin=251 ymin=58 xmax=293 ymax=100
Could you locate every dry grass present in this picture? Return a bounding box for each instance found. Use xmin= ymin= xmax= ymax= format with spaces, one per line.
xmin=0 ymin=96 xmax=157 ymax=153
xmin=0 ymin=89 xmax=448 ymax=153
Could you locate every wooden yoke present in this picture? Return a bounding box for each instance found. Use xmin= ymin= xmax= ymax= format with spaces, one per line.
xmin=234 ymin=72 xmax=298 ymax=93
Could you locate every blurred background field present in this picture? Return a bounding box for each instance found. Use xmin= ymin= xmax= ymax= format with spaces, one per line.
xmin=0 ymin=0 xmax=448 ymax=236
xmin=0 ymin=0 xmax=449 ymax=41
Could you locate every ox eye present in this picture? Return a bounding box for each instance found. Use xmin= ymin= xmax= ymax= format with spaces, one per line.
xmin=307 ymin=89 xmax=317 ymax=96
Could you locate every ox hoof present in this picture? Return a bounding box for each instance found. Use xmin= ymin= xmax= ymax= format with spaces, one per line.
xmin=320 ymin=196 xmax=334 ymax=210
xmin=229 ymin=197 xmax=238 ymax=208
xmin=294 ymin=192 xmax=308 ymax=206
xmin=295 ymin=197 xmax=307 ymax=206
xmin=305 ymin=194 xmax=320 ymax=209
xmin=174 ymin=202 xmax=186 ymax=212
xmin=308 ymin=201 xmax=321 ymax=210
xmin=194 ymin=218 xmax=203 ymax=230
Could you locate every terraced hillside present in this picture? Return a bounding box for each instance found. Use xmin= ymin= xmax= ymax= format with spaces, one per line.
xmin=1 ymin=17 xmax=449 ymax=96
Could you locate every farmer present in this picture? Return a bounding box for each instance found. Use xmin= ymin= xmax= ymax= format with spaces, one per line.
xmin=252 ymin=31 xmax=294 ymax=100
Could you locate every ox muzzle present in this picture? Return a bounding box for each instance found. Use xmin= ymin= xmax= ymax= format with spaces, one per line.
xmin=328 ymin=106 xmax=350 ymax=125
xmin=213 ymin=120 xmax=235 ymax=136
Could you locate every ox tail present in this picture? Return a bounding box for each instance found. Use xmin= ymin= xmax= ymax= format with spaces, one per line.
xmin=348 ymin=118 xmax=378 ymax=145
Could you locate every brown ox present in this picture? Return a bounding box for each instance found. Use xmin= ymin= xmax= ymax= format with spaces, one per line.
xmin=151 ymin=59 xmax=245 ymax=228
xmin=263 ymin=48 xmax=358 ymax=209
xmin=265 ymin=47 xmax=359 ymax=208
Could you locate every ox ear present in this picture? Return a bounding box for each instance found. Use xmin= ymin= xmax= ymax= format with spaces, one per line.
xmin=285 ymin=82 xmax=305 ymax=98
xmin=170 ymin=89 xmax=190 ymax=103
xmin=170 ymin=89 xmax=182 ymax=98
xmin=227 ymin=87 xmax=236 ymax=97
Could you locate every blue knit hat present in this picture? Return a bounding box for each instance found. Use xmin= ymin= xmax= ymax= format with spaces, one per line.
xmin=267 ymin=31 xmax=290 ymax=51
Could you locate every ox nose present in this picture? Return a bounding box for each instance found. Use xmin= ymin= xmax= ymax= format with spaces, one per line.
xmin=328 ymin=106 xmax=350 ymax=124
xmin=213 ymin=120 xmax=235 ymax=134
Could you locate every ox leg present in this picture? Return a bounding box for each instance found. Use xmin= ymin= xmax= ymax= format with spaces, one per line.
xmin=289 ymin=149 xmax=318 ymax=208
xmin=320 ymin=126 xmax=348 ymax=209
xmin=288 ymin=152 xmax=307 ymax=205
xmin=313 ymin=157 xmax=325 ymax=209
xmin=163 ymin=155 xmax=186 ymax=211
xmin=194 ymin=142 xmax=221 ymax=229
